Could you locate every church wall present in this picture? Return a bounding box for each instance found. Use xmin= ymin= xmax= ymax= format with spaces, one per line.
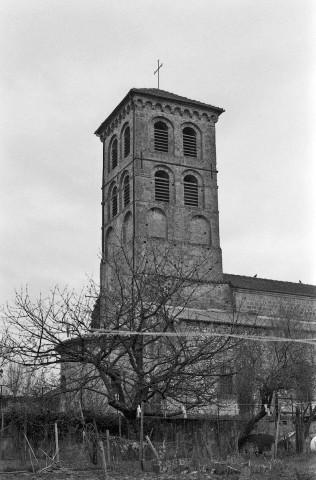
xmin=233 ymin=288 xmax=316 ymax=319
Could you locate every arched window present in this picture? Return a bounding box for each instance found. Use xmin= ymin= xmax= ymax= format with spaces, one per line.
xmin=124 ymin=126 xmax=130 ymax=157
xmin=190 ymin=216 xmax=210 ymax=245
xmin=184 ymin=175 xmax=198 ymax=207
xmin=155 ymin=170 xmax=169 ymax=202
xmin=154 ymin=121 xmax=168 ymax=152
xmin=111 ymin=138 xmax=118 ymax=169
xmin=183 ymin=127 xmax=197 ymax=157
xmin=123 ymin=175 xmax=130 ymax=207
xmin=111 ymin=186 xmax=118 ymax=217
xmin=146 ymin=208 xmax=167 ymax=238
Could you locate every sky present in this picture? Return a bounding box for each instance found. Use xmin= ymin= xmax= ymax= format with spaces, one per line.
xmin=1 ymin=0 xmax=315 ymax=303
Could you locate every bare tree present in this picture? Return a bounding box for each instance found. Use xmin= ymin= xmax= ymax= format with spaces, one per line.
xmin=2 ymin=240 xmax=241 ymax=424
xmin=236 ymin=311 xmax=315 ymax=450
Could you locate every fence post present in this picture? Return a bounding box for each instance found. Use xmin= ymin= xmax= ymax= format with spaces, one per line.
xmin=23 ymin=414 xmax=27 ymax=462
xmin=106 ymin=429 xmax=110 ymax=464
xmin=273 ymin=401 xmax=281 ymax=459
xmin=139 ymin=401 xmax=144 ymax=470
xmin=118 ymin=411 xmax=122 ymax=437
xmin=98 ymin=440 xmax=108 ymax=480
xmin=194 ymin=432 xmax=201 ymax=480
xmin=55 ymin=422 xmax=60 ymax=465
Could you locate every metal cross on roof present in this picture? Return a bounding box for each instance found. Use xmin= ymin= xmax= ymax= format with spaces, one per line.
xmin=154 ymin=59 xmax=163 ymax=89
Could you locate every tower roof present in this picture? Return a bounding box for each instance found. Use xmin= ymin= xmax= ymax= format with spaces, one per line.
xmin=94 ymin=88 xmax=224 ymax=136
xmin=131 ymin=88 xmax=225 ymax=112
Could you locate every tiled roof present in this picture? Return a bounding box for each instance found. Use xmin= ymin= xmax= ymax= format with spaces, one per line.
xmin=95 ymin=88 xmax=224 ymax=135
xmin=223 ymin=273 xmax=316 ymax=297
xmin=130 ymin=88 xmax=225 ymax=113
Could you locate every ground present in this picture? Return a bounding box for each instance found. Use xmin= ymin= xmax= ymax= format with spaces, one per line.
xmin=0 ymin=455 xmax=316 ymax=480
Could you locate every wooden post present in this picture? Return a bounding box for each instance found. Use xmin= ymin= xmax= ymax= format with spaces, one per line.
xmin=273 ymin=401 xmax=281 ymax=459
xmin=23 ymin=414 xmax=27 ymax=462
xmin=106 ymin=429 xmax=110 ymax=464
xmin=0 ymin=385 xmax=4 ymax=461
xmin=145 ymin=435 xmax=160 ymax=463
xmin=118 ymin=411 xmax=122 ymax=437
xmin=194 ymin=432 xmax=201 ymax=480
xmin=54 ymin=422 xmax=60 ymax=465
xmin=24 ymin=435 xmax=39 ymax=465
xmin=139 ymin=401 xmax=144 ymax=470
xmin=98 ymin=440 xmax=108 ymax=480
xmin=201 ymin=430 xmax=212 ymax=460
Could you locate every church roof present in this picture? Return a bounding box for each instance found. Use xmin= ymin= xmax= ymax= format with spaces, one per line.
xmin=223 ymin=273 xmax=316 ymax=297
xmin=94 ymin=88 xmax=224 ymax=135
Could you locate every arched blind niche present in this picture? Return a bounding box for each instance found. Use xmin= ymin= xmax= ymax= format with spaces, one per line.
xmin=105 ymin=227 xmax=115 ymax=259
xmin=146 ymin=208 xmax=167 ymax=239
xmin=154 ymin=121 xmax=169 ymax=152
xmin=190 ymin=215 xmax=210 ymax=245
xmin=122 ymin=211 xmax=133 ymax=244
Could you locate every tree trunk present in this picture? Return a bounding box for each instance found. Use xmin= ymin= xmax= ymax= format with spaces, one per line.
xmin=238 ymin=408 xmax=267 ymax=449
xmin=238 ymin=384 xmax=273 ymax=450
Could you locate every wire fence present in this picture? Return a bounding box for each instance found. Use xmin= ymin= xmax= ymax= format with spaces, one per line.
xmin=0 ymin=410 xmax=310 ymax=475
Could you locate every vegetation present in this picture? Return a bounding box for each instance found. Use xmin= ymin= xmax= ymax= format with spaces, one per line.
xmin=1 ymin=241 xmax=240 ymax=424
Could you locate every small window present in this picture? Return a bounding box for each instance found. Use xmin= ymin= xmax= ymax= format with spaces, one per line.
xmin=124 ymin=126 xmax=130 ymax=158
xmin=111 ymin=186 xmax=118 ymax=217
xmin=154 ymin=121 xmax=168 ymax=153
xmin=184 ymin=175 xmax=198 ymax=207
xmin=155 ymin=170 xmax=169 ymax=202
xmin=183 ymin=127 xmax=197 ymax=157
xmin=218 ymin=369 xmax=234 ymax=397
xmin=111 ymin=139 xmax=118 ymax=169
xmin=123 ymin=175 xmax=130 ymax=207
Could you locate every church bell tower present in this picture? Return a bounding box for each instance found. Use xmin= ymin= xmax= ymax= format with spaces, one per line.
xmin=95 ymin=88 xmax=225 ymax=290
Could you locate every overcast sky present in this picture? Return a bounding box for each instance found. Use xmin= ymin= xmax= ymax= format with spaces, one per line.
xmin=1 ymin=0 xmax=315 ymax=303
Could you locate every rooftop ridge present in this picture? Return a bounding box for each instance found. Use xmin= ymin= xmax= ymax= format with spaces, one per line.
xmin=223 ymin=273 xmax=316 ymax=297
xmin=223 ymin=273 xmax=316 ymax=287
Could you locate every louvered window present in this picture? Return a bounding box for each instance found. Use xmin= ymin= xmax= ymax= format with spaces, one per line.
xmin=111 ymin=139 xmax=118 ymax=169
xmin=184 ymin=175 xmax=198 ymax=206
xmin=155 ymin=170 xmax=169 ymax=202
xmin=124 ymin=126 xmax=130 ymax=157
xmin=154 ymin=121 xmax=168 ymax=153
xmin=112 ymin=186 xmax=118 ymax=217
xmin=123 ymin=175 xmax=130 ymax=207
xmin=183 ymin=127 xmax=197 ymax=157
